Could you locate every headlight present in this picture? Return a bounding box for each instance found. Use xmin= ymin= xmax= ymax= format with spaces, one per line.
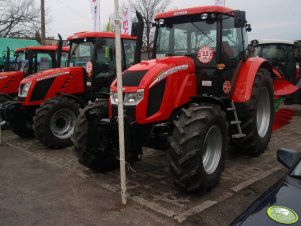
xmin=110 ymin=89 xmax=144 ymax=106
xmin=18 ymin=81 xmax=32 ymax=98
xmin=110 ymin=91 xmax=119 ymax=105
xmin=124 ymin=89 xmax=144 ymax=106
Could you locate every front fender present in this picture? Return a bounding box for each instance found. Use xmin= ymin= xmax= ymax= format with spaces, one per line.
xmin=232 ymin=57 xmax=272 ymax=103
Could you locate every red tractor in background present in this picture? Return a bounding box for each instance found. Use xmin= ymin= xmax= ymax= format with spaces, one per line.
xmin=250 ymin=39 xmax=301 ymax=105
xmin=72 ymin=6 xmax=297 ymax=192
xmin=0 ymin=44 xmax=69 ymax=104
xmin=1 ymin=12 xmax=144 ymax=148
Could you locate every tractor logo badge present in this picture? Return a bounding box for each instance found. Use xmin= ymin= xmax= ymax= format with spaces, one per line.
xmin=223 ymin=81 xmax=231 ymax=93
xmin=267 ymin=206 xmax=299 ymax=224
xmin=197 ymin=46 xmax=214 ymax=64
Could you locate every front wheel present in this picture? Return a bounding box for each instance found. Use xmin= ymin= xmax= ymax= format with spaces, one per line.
xmin=71 ymin=100 xmax=119 ymax=171
xmin=33 ymin=96 xmax=80 ymax=149
xmin=168 ymin=104 xmax=228 ymax=193
xmin=230 ymin=68 xmax=274 ymax=155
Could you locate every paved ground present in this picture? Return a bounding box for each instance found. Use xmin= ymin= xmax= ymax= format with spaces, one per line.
xmin=0 ymin=105 xmax=300 ymax=225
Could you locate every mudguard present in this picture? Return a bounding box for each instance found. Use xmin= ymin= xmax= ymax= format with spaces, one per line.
xmin=232 ymin=57 xmax=271 ymax=103
xmin=232 ymin=57 xmax=299 ymax=103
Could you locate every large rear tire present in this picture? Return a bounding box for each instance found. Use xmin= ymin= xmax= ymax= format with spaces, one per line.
xmin=230 ymin=68 xmax=274 ymax=155
xmin=33 ymin=96 xmax=80 ymax=149
xmin=71 ymin=100 xmax=119 ymax=171
xmin=168 ymin=104 xmax=228 ymax=193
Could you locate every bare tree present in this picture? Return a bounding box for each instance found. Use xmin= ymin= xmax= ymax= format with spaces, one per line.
xmin=0 ymin=0 xmax=40 ymax=38
xmin=128 ymin=0 xmax=171 ymax=53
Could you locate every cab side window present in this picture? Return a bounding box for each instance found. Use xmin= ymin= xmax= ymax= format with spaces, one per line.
xmin=123 ymin=39 xmax=136 ymax=68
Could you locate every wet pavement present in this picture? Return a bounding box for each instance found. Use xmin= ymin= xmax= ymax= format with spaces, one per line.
xmin=0 ymin=105 xmax=300 ymax=225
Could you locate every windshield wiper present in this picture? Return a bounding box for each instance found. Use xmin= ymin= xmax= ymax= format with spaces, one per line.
xmin=186 ymin=18 xmax=215 ymax=43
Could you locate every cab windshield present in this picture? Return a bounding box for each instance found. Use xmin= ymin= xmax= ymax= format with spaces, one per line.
xmin=254 ymin=44 xmax=295 ymax=79
xmin=69 ymin=40 xmax=94 ymax=67
xmin=155 ymin=17 xmax=217 ymax=59
xmin=15 ymin=52 xmax=26 ymax=71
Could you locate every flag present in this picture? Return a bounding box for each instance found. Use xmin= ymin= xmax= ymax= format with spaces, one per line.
xmin=121 ymin=7 xmax=133 ymax=35
xmin=90 ymin=0 xmax=100 ymax=31
xmin=106 ymin=17 xmax=112 ymax=32
xmin=214 ymin=0 xmax=225 ymax=6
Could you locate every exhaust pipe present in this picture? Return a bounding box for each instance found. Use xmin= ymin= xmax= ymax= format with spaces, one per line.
xmin=56 ymin=33 xmax=63 ymax=68
xmin=132 ymin=11 xmax=144 ymax=64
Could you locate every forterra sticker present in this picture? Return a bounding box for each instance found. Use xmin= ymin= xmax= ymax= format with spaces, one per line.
xmin=197 ymin=46 xmax=214 ymax=64
xmin=86 ymin=61 xmax=93 ymax=77
xmin=267 ymin=206 xmax=299 ymax=224
xmin=223 ymin=81 xmax=231 ymax=94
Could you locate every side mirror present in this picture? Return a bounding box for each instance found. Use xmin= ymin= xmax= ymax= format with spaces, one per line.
xmin=277 ymin=148 xmax=300 ymax=169
xmin=234 ymin=10 xmax=247 ymax=28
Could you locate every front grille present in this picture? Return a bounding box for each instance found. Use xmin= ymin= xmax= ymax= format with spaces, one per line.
xmin=112 ymin=105 xmax=136 ymax=122
xmin=146 ymin=79 xmax=166 ymax=117
xmin=30 ymin=77 xmax=55 ymax=101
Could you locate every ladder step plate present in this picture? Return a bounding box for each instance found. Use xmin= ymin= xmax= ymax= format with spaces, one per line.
xmin=231 ymin=120 xmax=241 ymax=125
xmin=232 ymin=134 xmax=246 ymax=139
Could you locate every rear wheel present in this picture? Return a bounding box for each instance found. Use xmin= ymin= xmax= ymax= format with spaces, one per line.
xmin=71 ymin=100 xmax=119 ymax=171
xmin=33 ymin=96 xmax=80 ymax=149
xmin=230 ymin=68 xmax=274 ymax=155
xmin=168 ymin=104 xmax=228 ymax=192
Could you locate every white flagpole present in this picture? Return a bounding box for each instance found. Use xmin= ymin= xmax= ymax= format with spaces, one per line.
xmin=114 ymin=0 xmax=127 ymax=205
xmin=98 ymin=0 xmax=101 ymax=31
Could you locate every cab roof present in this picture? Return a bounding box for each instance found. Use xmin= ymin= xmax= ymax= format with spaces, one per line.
xmin=252 ymin=39 xmax=294 ymax=46
xmin=67 ymin=31 xmax=136 ymax=41
xmin=155 ymin=5 xmax=234 ymax=20
xmin=16 ymin=45 xmax=70 ymax=53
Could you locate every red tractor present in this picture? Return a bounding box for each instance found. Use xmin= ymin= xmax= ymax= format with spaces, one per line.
xmin=1 ymin=13 xmax=144 ymax=148
xmin=0 ymin=45 xmax=69 ymax=104
xmin=250 ymin=39 xmax=301 ymax=105
xmin=72 ymin=6 xmax=298 ymax=192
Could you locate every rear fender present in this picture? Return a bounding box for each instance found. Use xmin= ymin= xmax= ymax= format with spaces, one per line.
xmin=232 ymin=57 xmax=272 ymax=103
xmin=56 ymin=92 xmax=85 ymax=108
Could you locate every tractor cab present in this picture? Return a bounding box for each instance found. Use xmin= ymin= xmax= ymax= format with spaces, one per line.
xmin=0 ymin=45 xmax=69 ymax=98
xmin=1 ymin=47 xmax=15 ymax=72
xmin=251 ymin=39 xmax=301 ymax=104
xmin=152 ymin=7 xmax=250 ymax=99
xmin=67 ymin=32 xmax=137 ymax=97
xmin=251 ymin=39 xmax=297 ymax=84
xmin=14 ymin=46 xmax=69 ymax=76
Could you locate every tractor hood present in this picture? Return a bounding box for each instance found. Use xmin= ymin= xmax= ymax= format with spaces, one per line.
xmin=111 ymin=56 xmax=195 ymax=92
xmin=0 ymin=71 xmax=24 ymax=93
xmin=19 ymin=66 xmax=85 ymax=106
xmin=21 ymin=67 xmax=82 ymax=84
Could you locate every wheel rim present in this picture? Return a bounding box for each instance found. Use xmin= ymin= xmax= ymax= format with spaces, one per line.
xmin=257 ymin=87 xmax=271 ymax=138
xmin=50 ymin=108 xmax=76 ymax=139
xmin=202 ymin=125 xmax=222 ymax=175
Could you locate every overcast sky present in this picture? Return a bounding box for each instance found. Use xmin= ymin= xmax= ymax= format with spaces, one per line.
xmin=44 ymin=0 xmax=301 ymax=41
